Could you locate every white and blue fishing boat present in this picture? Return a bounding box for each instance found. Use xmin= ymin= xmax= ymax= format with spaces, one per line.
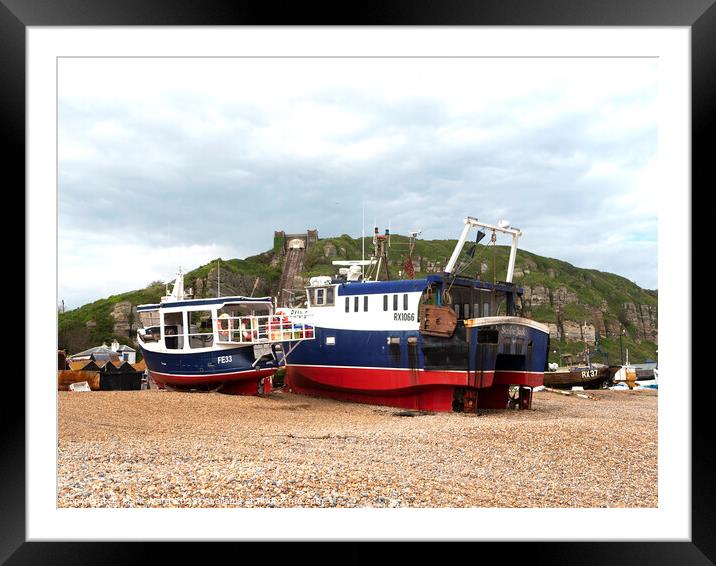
xmin=136 ymin=270 xmax=314 ymax=394
xmin=278 ymin=217 xmax=551 ymax=412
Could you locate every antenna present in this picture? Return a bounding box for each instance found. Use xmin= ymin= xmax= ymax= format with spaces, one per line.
xmin=362 ymin=203 xmax=365 ymax=265
xmin=217 ymin=259 xmax=221 ymax=298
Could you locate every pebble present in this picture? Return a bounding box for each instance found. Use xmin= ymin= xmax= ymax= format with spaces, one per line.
xmin=57 ymin=389 xmax=658 ymax=508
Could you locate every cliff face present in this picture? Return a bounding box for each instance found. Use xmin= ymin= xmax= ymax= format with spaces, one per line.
xmin=109 ymin=300 xmax=139 ymax=337
xmin=621 ymin=302 xmax=658 ymax=343
xmin=519 ymin=284 xmax=657 ymax=345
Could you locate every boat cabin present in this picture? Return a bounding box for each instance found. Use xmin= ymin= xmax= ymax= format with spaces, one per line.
xmin=303 ymin=274 xmax=521 ymax=327
xmin=422 ymin=275 xmax=520 ymax=320
xmin=137 ymin=297 xmax=274 ymax=351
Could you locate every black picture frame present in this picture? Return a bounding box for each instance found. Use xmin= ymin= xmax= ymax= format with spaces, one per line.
xmin=9 ymin=1 xmax=708 ymax=563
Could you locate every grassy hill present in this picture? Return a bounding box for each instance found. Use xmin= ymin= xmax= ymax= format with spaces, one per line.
xmin=59 ymin=234 xmax=657 ymax=366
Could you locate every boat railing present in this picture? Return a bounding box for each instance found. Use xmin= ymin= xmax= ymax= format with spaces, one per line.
xmin=214 ymin=314 xmax=315 ymax=345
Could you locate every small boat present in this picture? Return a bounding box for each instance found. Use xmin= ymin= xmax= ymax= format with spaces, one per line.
xmin=278 ymin=216 xmax=550 ymax=413
xmin=543 ymin=362 xmax=612 ymax=390
xmin=136 ymin=270 xmax=314 ymax=394
xmin=636 ymin=365 xmax=658 ymax=389
xmin=608 ymin=349 xmax=655 ymax=390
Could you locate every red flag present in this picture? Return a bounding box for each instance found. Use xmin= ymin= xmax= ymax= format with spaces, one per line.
xmin=403 ymin=257 xmax=415 ymax=278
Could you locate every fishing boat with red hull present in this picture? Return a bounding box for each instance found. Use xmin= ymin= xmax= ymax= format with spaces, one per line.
xmin=136 ymin=270 xmax=314 ymax=394
xmin=279 ymin=217 xmax=550 ymax=412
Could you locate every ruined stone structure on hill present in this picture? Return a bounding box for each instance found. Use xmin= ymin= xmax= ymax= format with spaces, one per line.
xmin=274 ymin=229 xmax=318 ymax=306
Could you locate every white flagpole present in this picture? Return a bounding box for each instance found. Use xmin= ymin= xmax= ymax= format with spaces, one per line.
xmin=362 ymin=203 xmax=365 ymax=264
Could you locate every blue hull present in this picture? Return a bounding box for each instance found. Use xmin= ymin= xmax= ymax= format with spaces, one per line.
xmin=285 ymin=323 xmax=549 ymax=373
xmin=139 ymin=344 xmax=279 ymax=393
xmin=284 ymin=320 xmax=550 ymax=410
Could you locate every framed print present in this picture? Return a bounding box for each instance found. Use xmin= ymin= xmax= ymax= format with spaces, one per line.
xmin=10 ymin=0 xmax=711 ymax=563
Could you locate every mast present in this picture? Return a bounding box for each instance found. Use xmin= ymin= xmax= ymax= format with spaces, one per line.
xmin=365 ymin=225 xmax=380 ymax=281
xmin=217 ymin=259 xmax=221 ymax=297
xmin=174 ymin=266 xmax=184 ymax=299
xmin=380 ymin=230 xmax=390 ymax=280
xmin=364 ymin=226 xmax=390 ymax=281
xmin=403 ymin=230 xmax=420 ymax=279
xmin=161 ymin=267 xmax=185 ymax=303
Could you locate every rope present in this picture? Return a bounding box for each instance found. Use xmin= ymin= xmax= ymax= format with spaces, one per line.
xmin=443 ymin=288 xmax=451 ymax=305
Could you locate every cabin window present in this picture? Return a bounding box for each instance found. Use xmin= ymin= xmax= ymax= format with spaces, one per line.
xmin=393 ymin=294 xmax=398 ymax=311
xmin=473 ymin=303 xmax=480 ymax=318
xmin=345 ymin=297 xmax=350 ymax=313
xmin=483 ymin=302 xmax=490 ymax=317
xmin=354 ymin=296 xmax=359 ymax=312
xmin=363 ymin=296 xmax=368 ymax=312
xmin=189 ymin=310 xmax=214 ymax=348
xmin=311 ymin=287 xmax=335 ymax=307
xmin=463 ymin=303 xmax=470 ymax=318
xmin=139 ymin=310 xmax=160 ymax=328
xmin=163 ymin=312 xmax=184 ymax=350
xmin=403 ymin=294 xmax=408 ymax=311
xmin=454 ymin=303 xmax=461 ymax=319
xmin=383 ymin=295 xmax=388 ymax=311
xmin=138 ymin=310 xmax=161 ymax=342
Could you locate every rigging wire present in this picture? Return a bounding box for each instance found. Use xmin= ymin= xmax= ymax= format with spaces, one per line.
xmin=446 ymin=231 xmax=486 ymax=298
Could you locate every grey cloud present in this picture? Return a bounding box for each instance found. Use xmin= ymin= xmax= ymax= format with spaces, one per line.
xmin=59 ymin=77 xmax=657 ymax=290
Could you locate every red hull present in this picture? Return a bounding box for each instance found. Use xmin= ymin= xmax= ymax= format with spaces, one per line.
xmin=149 ymin=368 xmax=274 ymax=395
xmin=286 ymin=365 xmax=543 ymax=412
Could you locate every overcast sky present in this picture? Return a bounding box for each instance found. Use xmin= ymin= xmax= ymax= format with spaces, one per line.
xmin=58 ymin=57 xmax=658 ymax=309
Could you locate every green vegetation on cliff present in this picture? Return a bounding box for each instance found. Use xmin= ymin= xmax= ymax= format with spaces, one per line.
xmin=58 ymin=282 xmax=166 ymax=356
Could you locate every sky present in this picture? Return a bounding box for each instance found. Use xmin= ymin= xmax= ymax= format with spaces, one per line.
xmin=58 ymin=57 xmax=658 ymax=309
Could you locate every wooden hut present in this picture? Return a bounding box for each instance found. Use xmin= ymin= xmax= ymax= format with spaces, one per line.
xmin=99 ymin=359 xmax=144 ymax=391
